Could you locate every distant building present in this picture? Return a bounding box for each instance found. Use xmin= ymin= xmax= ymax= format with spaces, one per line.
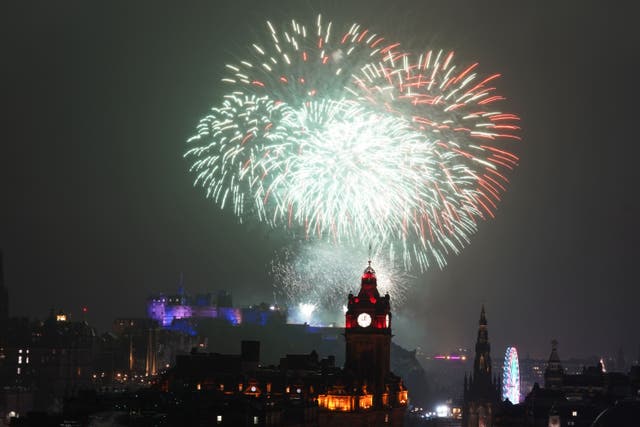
xmin=112 ymin=318 xmax=160 ymax=377
xmin=0 ymin=310 xmax=96 ymax=416
xmin=160 ymin=340 xmax=325 ymax=425
xmin=544 ymin=339 xmax=563 ymax=390
xmin=517 ymin=357 xmax=546 ymax=400
xmin=462 ymin=306 xmax=501 ymax=427
xmin=92 ymin=317 xmax=201 ymax=385
xmin=0 ymin=251 xmax=9 ymax=348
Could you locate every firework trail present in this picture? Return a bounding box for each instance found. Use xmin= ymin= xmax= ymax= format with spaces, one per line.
xmin=186 ymin=15 xmax=520 ymax=271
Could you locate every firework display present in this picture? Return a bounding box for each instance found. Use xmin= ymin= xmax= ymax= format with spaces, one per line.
xmin=186 ymin=15 xmax=520 ymax=270
xmin=502 ymin=346 xmax=521 ymax=404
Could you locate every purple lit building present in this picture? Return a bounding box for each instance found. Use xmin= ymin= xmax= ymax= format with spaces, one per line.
xmin=147 ymin=289 xmax=283 ymax=330
xmin=147 ymin=289 xmax=241 ymax=328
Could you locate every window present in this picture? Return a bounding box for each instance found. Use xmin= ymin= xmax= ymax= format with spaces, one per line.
xmin=253 ymin=416 xmax=259 ymax=425
xmin=216 ymin=415 xmax=222 ymax=424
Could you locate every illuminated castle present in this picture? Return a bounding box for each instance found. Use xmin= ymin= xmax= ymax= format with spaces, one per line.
xmin=147 ymin=288 xmax=242 ymax=327
xmin=317 ymin=261 xmax=408 ymax=425
xmin=147 ymin=286 xmax=289 ymax=331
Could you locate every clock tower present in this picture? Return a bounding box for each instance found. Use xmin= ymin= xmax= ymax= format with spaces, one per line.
xmin=344 ymin=261 xmax=392 ymax=406
xmin=318 ymin=261 xmax=407 ymax=424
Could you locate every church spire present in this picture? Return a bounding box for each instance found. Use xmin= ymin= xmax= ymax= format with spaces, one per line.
xmin=474 ymin=305 xmax=492 ymax=377
xmin=476 ymin=305 xmax=490 ymax=347
xmin=462 ymin=305 xmax=500 ymax=425
xmin=480 ymin=304 xmax=487 ymax=325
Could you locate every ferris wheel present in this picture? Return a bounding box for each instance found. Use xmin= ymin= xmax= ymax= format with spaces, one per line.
xmin=502 ymin=346 xmax=520 ymax=403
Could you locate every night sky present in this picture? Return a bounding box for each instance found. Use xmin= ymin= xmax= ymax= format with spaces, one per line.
xmin=2 ymin=1 xmax=638 ymax=360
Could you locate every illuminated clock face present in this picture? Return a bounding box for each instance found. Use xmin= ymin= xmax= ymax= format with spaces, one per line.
xmin=357 ymin=313 xmax=372 ymax=327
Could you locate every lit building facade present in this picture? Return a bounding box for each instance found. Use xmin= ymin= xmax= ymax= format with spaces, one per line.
xmin=160 ymin=341 xmax=325 ymax=426
xmin=0 ymin=310 xmax=96 ymax=415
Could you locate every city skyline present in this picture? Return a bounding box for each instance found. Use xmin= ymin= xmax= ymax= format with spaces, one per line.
xmin=1 ymin=0 xmax=638 ymax=360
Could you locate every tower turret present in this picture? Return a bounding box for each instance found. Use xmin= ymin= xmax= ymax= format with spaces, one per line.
xmin=345 ymin=261 xmax=391 ymax=330
xmin=544 ymin=339 xmax=564 ymax=389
